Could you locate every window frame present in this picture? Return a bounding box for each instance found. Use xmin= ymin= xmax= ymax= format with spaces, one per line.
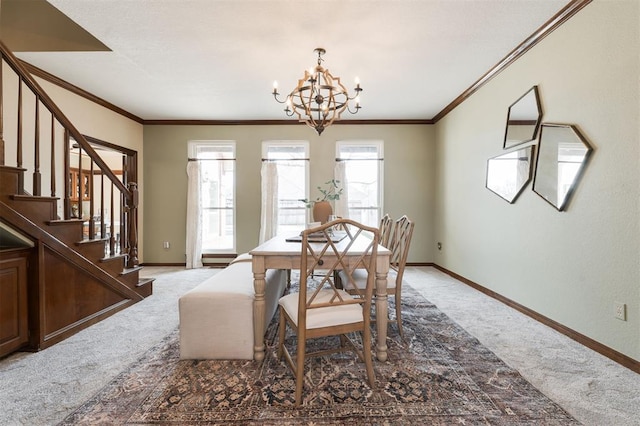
xmin=336 ymin=140 xmax=384 ymax=227
xmin=262 ymin=140 xmax=310 ymax=234
xmin=188 ymin=140 xmax=236 ymax=254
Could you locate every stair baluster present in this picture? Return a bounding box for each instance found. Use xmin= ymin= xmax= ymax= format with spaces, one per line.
xmin=109 ymin=180 xmax=116 ymax=256
xmin=50 ymin=114 xmax=56 ymax=198
xmin=33 ymin=98 xmax=41 ymax=196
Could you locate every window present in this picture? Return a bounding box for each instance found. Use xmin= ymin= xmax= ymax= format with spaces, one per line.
xmin=336 ymin=141 xmax=383 ymax=227
xmin=189 ymin=141 xmax=235 ymax=253
xmin=263 ymin=141 xmax=309 ymax=236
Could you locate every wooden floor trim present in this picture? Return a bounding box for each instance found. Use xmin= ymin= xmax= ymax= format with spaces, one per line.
xmin=433 ymin=264 xmax=639 ymax=374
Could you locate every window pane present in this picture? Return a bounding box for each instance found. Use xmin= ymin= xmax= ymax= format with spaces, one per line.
xmin=347 ymin=208 xmax=378 ymax=227
xmin=337 ymin=142 xmax=383 ymax=227
xmin=345 ymin=159 xmax=378 ymax=208
xmin=276 ymin=159 xmax=306 ymax=235
xmin=196 ymin=145 xmax=234 ymax=159
xmin=191 ymin=141 xmax=235 ymax=252
xmin=339 ymin=145 xmax=379 ymax=159
xmin=265 ymin=142 xmax=308 ymax=235
xmin=202 ymin=208 xmax=234 ymax=250
xmin=201 ymin=160 xmax=234 ymax=209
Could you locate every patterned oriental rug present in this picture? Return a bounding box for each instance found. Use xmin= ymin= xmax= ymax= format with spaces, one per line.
xmin=60 ymin=287 xmax=580 ymax=425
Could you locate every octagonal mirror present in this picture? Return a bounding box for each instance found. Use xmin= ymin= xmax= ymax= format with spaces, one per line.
xmin=486 ymin=145 xmax=534 ymax=203
xmin=504 ymin=86 xmax=542 ymax=149
xmin=532 ymin=123 xmax=593 ymax=211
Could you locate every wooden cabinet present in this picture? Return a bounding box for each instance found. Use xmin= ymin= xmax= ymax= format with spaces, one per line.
xmin=0 ymin=249 xmax=30 ymax=358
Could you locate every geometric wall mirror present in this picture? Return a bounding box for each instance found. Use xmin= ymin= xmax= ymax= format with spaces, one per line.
xmin=486 ymin=145 xmax=534 ymax=204
xmin=532 ymin=123 xmax=593 ymax=211
xmin=503 ymin=86 xmax=543 ymax=149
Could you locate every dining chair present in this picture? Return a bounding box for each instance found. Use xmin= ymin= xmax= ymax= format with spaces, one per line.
xmin=277 ymin=218 xmax=379 ymax=406
xmin=341 ymin=215 xmax=414 ymax=339
xmin=379 ymin=213 xmax=393 ymax=248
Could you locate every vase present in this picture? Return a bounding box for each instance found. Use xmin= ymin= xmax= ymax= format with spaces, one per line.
xmin=312 ymin=201 xmax=333 ymax=224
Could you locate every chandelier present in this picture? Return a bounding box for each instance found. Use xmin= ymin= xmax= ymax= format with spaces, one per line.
xmin=272 ymin=48 xmax=362 ymax=135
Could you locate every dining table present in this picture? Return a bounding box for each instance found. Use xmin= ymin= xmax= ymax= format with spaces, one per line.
xmin=249 ymin=232 xmax=391 ymax=362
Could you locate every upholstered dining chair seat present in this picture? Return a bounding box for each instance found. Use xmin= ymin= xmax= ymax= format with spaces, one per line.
xmin=339 ymin=269 xmax=398 ymax=291
xmin=279 ymin=289 xmax=363 ymax=329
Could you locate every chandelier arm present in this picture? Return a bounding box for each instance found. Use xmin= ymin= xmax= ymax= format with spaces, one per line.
xmin=272 ymin=91 xmax=288 ymax=104
xmin=346 ymin=104 xmax=362 ymax=114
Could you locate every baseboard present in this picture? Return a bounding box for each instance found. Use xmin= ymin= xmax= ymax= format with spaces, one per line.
xmin=432 ymin=264 xmax=639 ymax=375
xmin=140 ymin=262 xmax=228 ymax=269
xmin=140 ymin=262 xmax=186 ymax=266
xmin=407 ymin=262 xmax=435 ymax=267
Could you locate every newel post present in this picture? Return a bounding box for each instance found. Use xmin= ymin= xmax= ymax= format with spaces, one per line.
xmin=126 ymin=182 xmax=139 ymax=267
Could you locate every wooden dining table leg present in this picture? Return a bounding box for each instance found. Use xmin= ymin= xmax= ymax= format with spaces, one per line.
xmin=252 ymin=255 xmax=267 ymax=362
xmin=375 ymin=268 xmax=389 ymax=362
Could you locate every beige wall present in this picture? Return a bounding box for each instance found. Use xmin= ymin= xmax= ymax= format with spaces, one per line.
xmin=143 ymin=124 xmax=435 ymax=264
xmin=433 ymin=1 xmax=639 ymax=361
xmin=33 ymin=77 xmax=145 ymax=259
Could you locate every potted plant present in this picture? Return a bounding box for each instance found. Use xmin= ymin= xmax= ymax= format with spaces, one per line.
xmin=299 ymin=179 xmax=343 ymax=223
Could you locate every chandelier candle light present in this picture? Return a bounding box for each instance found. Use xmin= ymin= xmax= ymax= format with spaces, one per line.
xmin=272 ymin=48 xmax=362 ymax=135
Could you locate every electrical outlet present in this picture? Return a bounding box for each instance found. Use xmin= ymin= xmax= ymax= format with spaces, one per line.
xmin=614 ymin=302 xmax=626 ymax=321
xmin=163 ymin=241 xmax=170 ymax=249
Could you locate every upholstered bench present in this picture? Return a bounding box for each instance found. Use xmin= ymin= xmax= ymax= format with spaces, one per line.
xmin=178 ymin=254 xmax=287 ymax=360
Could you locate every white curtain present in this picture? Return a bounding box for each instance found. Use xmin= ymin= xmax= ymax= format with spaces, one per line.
xmin=185 ymin=160 xmax=203 ymax=269
xmin=259 ymin=161 xmax=278 ymax=244
xmin=334 ymin=160 xmax=349 ymax=218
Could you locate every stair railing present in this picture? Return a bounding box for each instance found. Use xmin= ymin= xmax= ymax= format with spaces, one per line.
xmin=0 ymin=40 xmax=138 ymax=267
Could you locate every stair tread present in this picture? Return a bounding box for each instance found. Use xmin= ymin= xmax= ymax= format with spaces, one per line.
xmin=122 ymin=266 xmax=143 ymax=275
xmin=47 ymin=219 xmax=84 ymax=225
xmin=75 ymin=238 xmax=109 ymax=245
xmin=100 ymin=253 xmax=127 ymax=262
xmin=0 ymin=165 xmax=27 ymax=172
xmin=11 ymin=194 xmax=58 ymax=201
xmin=137 ymin=277 xmax=155 ymax=287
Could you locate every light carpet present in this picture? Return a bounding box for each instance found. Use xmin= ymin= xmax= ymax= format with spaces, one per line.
xmin=59 ymin=285 xmax=579 ymax=424
xmin=0 ymin=266 xmax=638 ymax=425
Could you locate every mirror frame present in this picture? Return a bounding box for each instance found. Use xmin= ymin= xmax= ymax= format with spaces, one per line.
xmin=532 ymin=123 xmax=593 ymax=211
xmin=503 ymin=86 xmax=543 ymax=149
xmin=486 ymin=145 xmax=534 ymax=204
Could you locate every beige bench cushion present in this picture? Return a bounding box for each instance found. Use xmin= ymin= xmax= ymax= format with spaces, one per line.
xmin=179 ymin=260 xmax=286 ymax=360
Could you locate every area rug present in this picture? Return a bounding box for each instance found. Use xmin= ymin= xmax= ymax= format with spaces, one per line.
xmin=60 ymin=286 xmax=580 ymax=425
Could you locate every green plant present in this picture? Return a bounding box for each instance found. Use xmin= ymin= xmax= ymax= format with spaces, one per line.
xmin=299 ymin=179 xmax=343 ymax=208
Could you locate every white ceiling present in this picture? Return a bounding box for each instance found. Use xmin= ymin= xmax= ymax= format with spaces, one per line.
xmin=12 ymin=0 xmax=573 ymax=122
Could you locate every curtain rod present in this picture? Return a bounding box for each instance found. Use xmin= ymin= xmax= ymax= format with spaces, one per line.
xmin=335 ymin=158 xmax=383 ymax=161
xmin=188 ymin=158 xmax=236 ymax=161
xmin=261 ymin=158 xmax=310 ymax=162
xmin=189 ymin=157 xmax=382 ymax=162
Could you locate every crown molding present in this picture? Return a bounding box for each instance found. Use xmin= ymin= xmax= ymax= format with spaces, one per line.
xmin=19 ymin=60 xmax=144 ymax=124
xmin=433 ymin=0 xmax=592 ymax=122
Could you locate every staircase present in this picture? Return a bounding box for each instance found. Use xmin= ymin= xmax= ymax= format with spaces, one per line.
xmin=0 ymin=41 xmax=153 ymax=357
